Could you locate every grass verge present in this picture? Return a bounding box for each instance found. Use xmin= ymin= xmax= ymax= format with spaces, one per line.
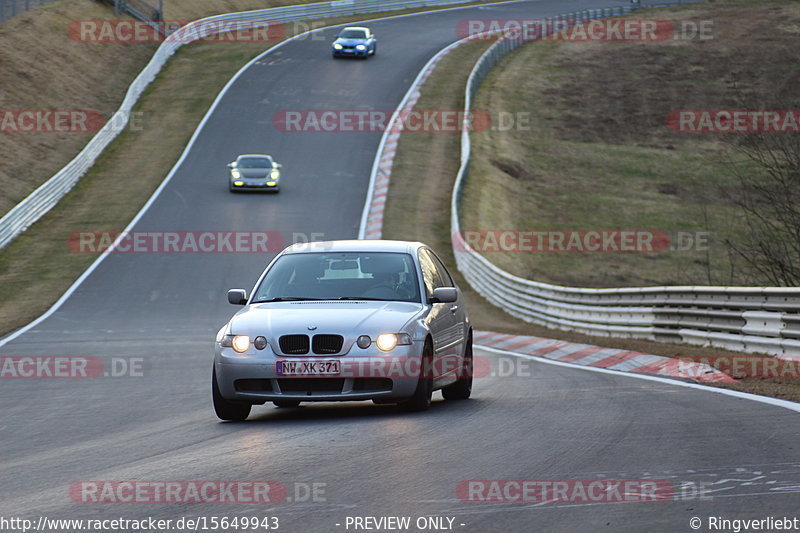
xmin=463 ymin=0 xmax=800 ymax=288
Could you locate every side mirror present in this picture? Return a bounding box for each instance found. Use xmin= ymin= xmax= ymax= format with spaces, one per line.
xmin=227 ymin=289 xmax=248 ymax=305
xmin=227 ymin=162 xmax=235 ymax=168
xmin=431 ymin=287 xmax=457 ymax=304
xmin=275 ymin=163 xmax=282 ymax=169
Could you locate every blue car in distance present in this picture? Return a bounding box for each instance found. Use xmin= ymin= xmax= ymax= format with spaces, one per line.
xmin=332 ymin=27 xmax=376 ymax=59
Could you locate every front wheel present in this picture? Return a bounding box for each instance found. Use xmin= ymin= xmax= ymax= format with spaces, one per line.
xmin=212 ymin=367 xmax=251 ymax=421
xmin=400 ymin=342 xmax=433 ymax=412
xmin=442 ymin=334 xmax=472 ymax=400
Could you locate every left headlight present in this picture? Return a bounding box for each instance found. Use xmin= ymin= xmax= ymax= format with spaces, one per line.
xmin=270 ymin=169 xmax=280 ymax=179
xmin=231 ymin=170 xmax=241 ymax=179
xmin=375 ymin=333 xmax=412 ymax=352
xmin=356 ymin=44 xmax=366 ymax=50
xmin=333 ymin=43 xmax=343 ymax=50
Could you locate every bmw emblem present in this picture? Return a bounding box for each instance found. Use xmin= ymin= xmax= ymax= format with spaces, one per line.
xmin=308 ymin=325 xmax=317 ymax=331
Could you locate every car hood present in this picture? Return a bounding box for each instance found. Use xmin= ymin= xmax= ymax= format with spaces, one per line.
xmin=234 ymin=168 xmax=271 ymax=179
xmin=333 ymin=38 xmax=368 ymax=46
xmin=229 ymin=300 xmax=424 ymax=336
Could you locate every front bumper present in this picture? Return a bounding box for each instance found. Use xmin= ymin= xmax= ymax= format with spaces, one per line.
xmin=333 ymin=47 xmax=369 ymax=57
xmin=215 ymin=342 xmax=424 ymax=403
xmin=230 ymin=179 xmax=279 ymax=191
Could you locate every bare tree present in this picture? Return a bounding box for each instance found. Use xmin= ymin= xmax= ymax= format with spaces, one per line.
xmin=725 ymin=125 xmax=800 ymax=286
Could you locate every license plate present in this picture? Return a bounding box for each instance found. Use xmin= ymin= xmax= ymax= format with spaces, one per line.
xmin=276 ymin=360 xmax=340 ymax=376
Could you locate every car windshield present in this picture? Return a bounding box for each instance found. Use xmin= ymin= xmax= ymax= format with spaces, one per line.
xmin=237 ymin=157 xmax=272 ymax=169
xmin=252 ymin=252 xmax=420 ymax=303
xmin=339 ymin=29 xmax=367 ymax=39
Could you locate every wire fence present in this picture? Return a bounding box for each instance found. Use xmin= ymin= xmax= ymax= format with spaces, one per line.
xmin=0 ymin=0 xmax=58 ymax=23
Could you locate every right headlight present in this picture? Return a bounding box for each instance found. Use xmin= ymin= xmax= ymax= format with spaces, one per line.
xmin=221 ymin=335 xmax=251 ymax=353
xmin=333 ymin=43 xmax=343 ymax=50
xmin=231 ymin=170 xmax=241 ymax=179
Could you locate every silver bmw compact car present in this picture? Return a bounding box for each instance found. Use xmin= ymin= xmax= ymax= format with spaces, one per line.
xmin=213 ymin=240 xmax=472 ymax=421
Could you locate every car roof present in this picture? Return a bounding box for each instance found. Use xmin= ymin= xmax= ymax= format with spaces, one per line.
xmin=237 ymin=154 xmax=273 ymax=159
xmin=283 ymin=240 xmax=425 ymax=255
xmin=342 ymin=26 xmax=370 ymax=32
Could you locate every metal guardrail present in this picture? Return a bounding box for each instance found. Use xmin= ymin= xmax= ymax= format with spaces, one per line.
xmin=0 ymin=0 xmax=57 ymax=23
xmin=449 ymin=4 xmax=800 ymax=359
xmin=0 ymin=0 xmax=482 ymax=250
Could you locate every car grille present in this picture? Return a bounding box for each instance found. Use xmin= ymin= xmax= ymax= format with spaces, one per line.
xmin=279 ymin=334 xmax=343 ymax=355
xmin=312 ymin=334 xmax=344 ymax=354
xmin=279 ymin=334 xmax=310 ymax=354
xmin=278 ymin=378 xmax=345 ymax=393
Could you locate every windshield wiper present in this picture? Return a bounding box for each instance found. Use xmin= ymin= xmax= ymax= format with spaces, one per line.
xmin=252 ymin=297 xmax=328 ymax=303
xmin=338 ymin=296 xmax=392 ymax=301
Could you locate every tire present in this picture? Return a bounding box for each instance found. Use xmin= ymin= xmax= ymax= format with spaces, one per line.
xmin=273 ymin=400 xmax=300 ymax=408
xmin=400 ymin=341 xmax=433 ymax=412
xmin=212 ymin=367 xmax=251 ymax=421
xmin=442 ymin=333 xmax=472 ymax=400
xmin=371 ymin=44 xmax=376 ymax=55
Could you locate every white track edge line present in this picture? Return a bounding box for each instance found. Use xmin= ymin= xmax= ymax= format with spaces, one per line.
xmin=477 ymin=344 xmax=800 ymax=414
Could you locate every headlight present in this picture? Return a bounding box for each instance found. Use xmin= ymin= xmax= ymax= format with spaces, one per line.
xmin=231 ymin=170 xmax=241 ymax=179
xmin=356 ymin=44 xmax=366 ymax=50
xmin=270 ymin=170 xmax=280 ymax=179
xmin=375 ymin=333 xmax=412 ymax=352
xmin=333 ymin=43 xmax=343 ymax=50
xmin=231 ymin=335 xmax=250 ymax=353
